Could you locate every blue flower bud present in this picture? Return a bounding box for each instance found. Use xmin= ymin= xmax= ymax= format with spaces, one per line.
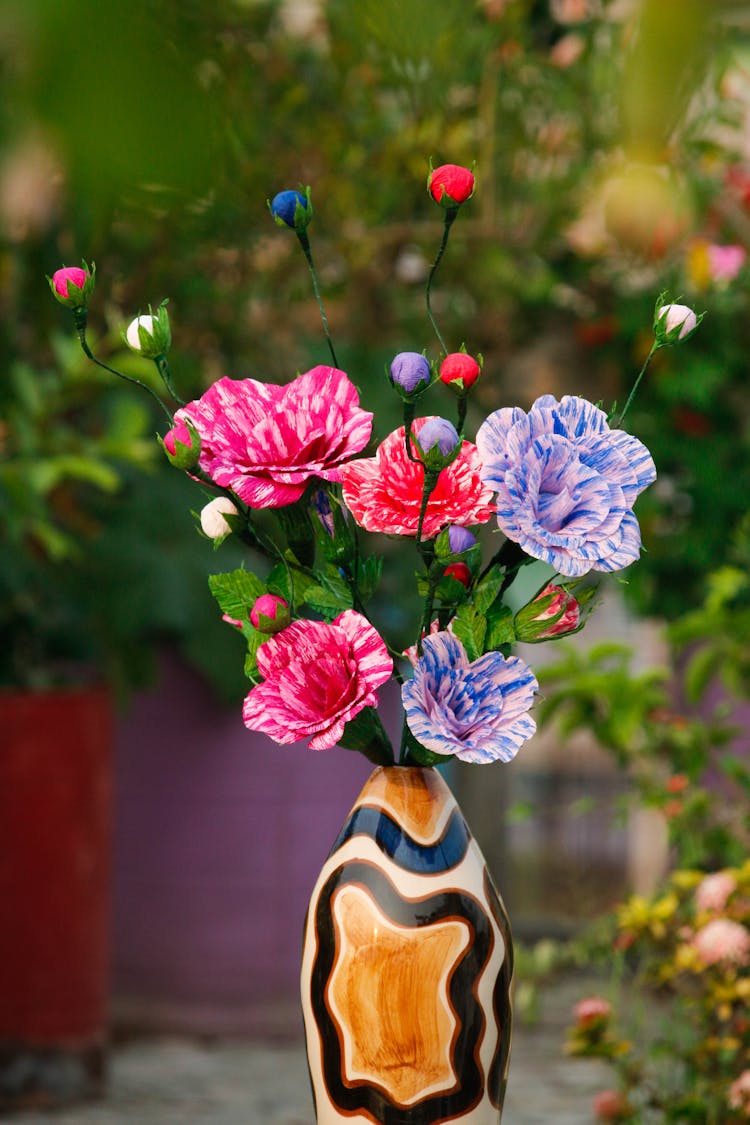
xmin=270 ymin=189 xmax=312 ymax=231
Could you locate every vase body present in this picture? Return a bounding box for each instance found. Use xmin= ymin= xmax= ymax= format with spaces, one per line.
xmin=0 ymin=687 xmax=112 ymax=1111
xmin=301 ymin=765 xmax=513 ymax=1124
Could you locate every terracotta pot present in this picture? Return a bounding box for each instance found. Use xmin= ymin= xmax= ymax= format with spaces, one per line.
xmin=0 ymin=686 xmax=112 ymax=1111
xmin=301 ymin=765 xmax=513 ymax=1124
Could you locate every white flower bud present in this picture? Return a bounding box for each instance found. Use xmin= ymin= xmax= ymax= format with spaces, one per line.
xmin=657 ymin=303 xmax=698 ymax=341
xmin=126 ymin=314 xmax=156 ymax=352
xmin=200 ymin=496 xmax=239 ymax=539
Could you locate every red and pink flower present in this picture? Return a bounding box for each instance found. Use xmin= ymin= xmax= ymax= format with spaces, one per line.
xmin=175 ymin=366 xmax=373 ymax=508
xmin=338 ymin=418 xmax=495 ymax=539
xmin=242 ymin=611 xmax=393 ymax=750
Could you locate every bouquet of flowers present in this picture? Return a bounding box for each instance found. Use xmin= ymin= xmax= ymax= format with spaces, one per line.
xmin=48 ymin=163 xmax=697 ymax=770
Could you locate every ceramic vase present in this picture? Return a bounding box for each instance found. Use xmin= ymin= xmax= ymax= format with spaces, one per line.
xmin=301 ymin=765 xmax=513 ymax=1124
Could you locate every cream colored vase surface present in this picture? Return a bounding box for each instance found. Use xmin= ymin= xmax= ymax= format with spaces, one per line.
xmin=301 ymin=765 xmax=513 ymax=1124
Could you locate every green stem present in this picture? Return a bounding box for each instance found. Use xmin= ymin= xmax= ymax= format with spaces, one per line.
xmin=456 ymin=392 xmax=468 ymax=435
xmin=296 ymin=229 xmax=339 ymax=368
xmin=616 ymin=342 xmax=658 ymax=427
xmin=154 ymin=354 xmax=185 ymax=406
xmin=425 ymin=207 xmax=458 ymax=354
xmin=74 ymin=309 xmax=174 ymax=426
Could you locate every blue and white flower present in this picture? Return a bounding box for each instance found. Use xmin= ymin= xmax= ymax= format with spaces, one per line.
xmin=402 ymin=632 xmax=538 ymax=764
xmin=476 ymin=394 xmax=656 ymax=578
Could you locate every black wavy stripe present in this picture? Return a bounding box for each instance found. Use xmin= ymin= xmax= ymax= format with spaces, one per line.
xmin=484 ymin=868 xmax=513 ymax=1112
xmin=329 ymin=803 xmax=471 ymax=875
xmin=309 ymin=859 xmax=494 ymax=1124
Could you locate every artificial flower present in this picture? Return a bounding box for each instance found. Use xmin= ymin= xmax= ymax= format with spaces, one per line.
xmin=476 ymin=394 xmax=656 ymax=577
xmin=49 ymin=263 xmax=95 ymax=308
xmin=428 ymin=163 xmax=475 ymax=206
xmin=242 ymin=611 xmax=392 ymax=750
xmin=176 ymin=366 xmax=373 ymax=508
xmin=401 ymin=631 xmax=538 ymax=763
xmin=389 ymin=351 xmax=431 ymax=396
xmin=439 ymin=352 xmax=481 ymax=389
xmin=200 ymin=496 xmax=239 ymax=539
xmin=250 ymin=594 xmax=290 ymax=633
xmin=514 ymin=583 xmax=581 ymax=641
xmin=655 ymin=302 xmax=699 ymax=342
xmin=339 ymin=418 xmax=494 ymax=539
xmin=270 ymin=188 xmax=311 ymax=230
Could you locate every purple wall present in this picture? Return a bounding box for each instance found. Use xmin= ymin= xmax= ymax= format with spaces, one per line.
xmin=112 ymin=656 xmax=403 ymax=1037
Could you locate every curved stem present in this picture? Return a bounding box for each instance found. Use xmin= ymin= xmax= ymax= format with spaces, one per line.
xmin=425 ymin=208 xmax=458 ymax=354
xmin=75 ymin=315 xmax=174 ymax=426
xmin=297 ymin=230 xmax=339 ymax=368
xmin=456 ymin=392 xmax=468 ymax=435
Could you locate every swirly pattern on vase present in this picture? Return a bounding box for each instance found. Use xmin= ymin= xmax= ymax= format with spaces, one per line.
xmin=300 ymin=765 xmax=513 ymax=1125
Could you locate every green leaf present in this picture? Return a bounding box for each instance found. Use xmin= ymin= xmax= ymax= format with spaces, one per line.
xmin=451 ymin=604 xmax=487 ymax=661
xmin=208 ymin=567 xmax=266 ymax=619
xmin=357 ymin=555 xmax=383 ymax=600
xmin=338 ymin=706 xmax=395 ymax=765
xmin=684 ymin=644 xmax=720 ymax=704
xmin=485 ymin=603 xmax=515 ymax=649
xmin=473 ymin=564 xmax=505 ymax=614
xmin=303 ymin=579 xmax=354 ymax=619
xmin=243 ymin=628 xmax=265 ymax=682
xmin=266 ymin=561 xmax=315 ymax=608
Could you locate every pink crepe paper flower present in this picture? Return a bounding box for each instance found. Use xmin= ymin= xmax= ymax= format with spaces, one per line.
xmin=52 ymin=266 xmax=87 ymax=299
xmin=175 ymin=366 xmax=373 ymax=508
xmin=338 ymin=417 xmax=495 ymax=539
xmin=242 ymin=611 xmax=392 ymax=751
xmin=691 ymin=918 xmax=750 ymax=967
xmin=695 ymin=871 xmax=738 ymax=914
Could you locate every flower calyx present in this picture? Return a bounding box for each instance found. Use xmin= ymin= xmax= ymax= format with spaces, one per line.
xmin=125 ymin=301 xmax=171 ymax=358
xmin=250 ymin=594 xmax=290 ymax=634
xmin=160 ymin=418 xmax=201 ymax=470
xmin=514 ymin=580 xmax=594 ymax=642
xmin=388 ymin=351 xmax=432 ymax=400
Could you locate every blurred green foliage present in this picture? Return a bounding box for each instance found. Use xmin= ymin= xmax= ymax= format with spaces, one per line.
xmin=2 ymin=0 xmax=750 ymax=692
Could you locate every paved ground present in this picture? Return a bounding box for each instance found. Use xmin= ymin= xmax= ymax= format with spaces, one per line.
xmin=7 ymin=976 xmax=610 ymax=1124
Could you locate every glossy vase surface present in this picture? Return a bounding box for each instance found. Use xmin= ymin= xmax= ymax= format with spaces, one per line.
xmin=301 ymin=765 xmax=513 ymax=1124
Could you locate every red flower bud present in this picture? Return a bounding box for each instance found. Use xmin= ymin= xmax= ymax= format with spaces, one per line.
xmin=250 ymin=594 xmax=290 ymax=633
xmin=444 ymin=562 xmax=472 ymax=588
xmin=428 ymin=163 xmax=475 ymax=207
xmin=439 ymin=352 xmax=481 ymax=390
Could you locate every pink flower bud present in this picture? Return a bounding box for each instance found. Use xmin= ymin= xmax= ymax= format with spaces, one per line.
xmin=428 ymin=163 xmax=475 ymax=207
xmin=515 ymin=584 xmax=580 ymax=642
xmin=162 ymin=419 xmax=201 ymax=469
xmin=53 ymin=266 xmax=87 ymax=298
xmin=656 ymin=302 xmax=698 ymax=341
xmin=439 ymin=352 xmax=481 ymax=390
xmin=48 ymin=262 xmax=95 ymax=308
xmin=250 ymin=594 xmax=290 ymax=633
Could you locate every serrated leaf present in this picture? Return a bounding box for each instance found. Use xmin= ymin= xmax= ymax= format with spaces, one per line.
xmin=266 ymin=561 xmax=315 ymax=608
xmin=473 ymin=564 xmax=505 ymax=614
xmin=451 ymin=605 xmax=487 ymax=661
xmin=485 ymin=603 xmax=515 ymax=649
xmin=243 ymin=631 xmax=265 ymax=683
xmin=303 ymin=583 xmax=354 ymax=619
xmin=208 ymin=568 xmax=266 ymax=619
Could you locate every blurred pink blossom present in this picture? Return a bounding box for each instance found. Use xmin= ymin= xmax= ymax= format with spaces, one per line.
xmin=707 ymin=242 xmax=747 ymax=283
xmin=695 ymin=871 xmax=737 ymax=914
xmin=692 ymin=918 xmax=750 ymax=967
xmin=729 ymin=1070 xmax=750 ymax=1114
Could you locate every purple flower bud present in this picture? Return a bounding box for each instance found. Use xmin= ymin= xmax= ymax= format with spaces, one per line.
xmin=447 ymin=525 xmax=476 ymax=554
xmin=417 ymin=417 xmax=460 ymax=458
xmin=389 ymin=351 xmax=431 ymax=396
